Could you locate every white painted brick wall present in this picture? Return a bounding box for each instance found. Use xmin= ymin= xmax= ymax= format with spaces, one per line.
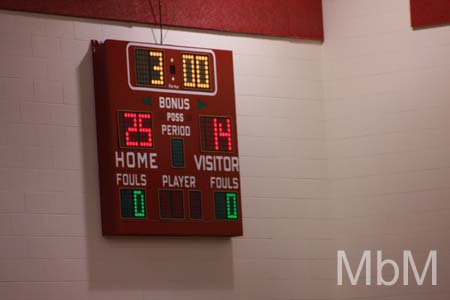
xmin=2 ymin=1 xmax=450 ymax=298
xmin=0 ymin=9 xmax=328 ymax=300
xmin=323 ymin=0 xmax=450 ymax=298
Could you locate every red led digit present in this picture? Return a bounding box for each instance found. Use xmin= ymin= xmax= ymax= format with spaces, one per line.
xmin=124 ymin=112 xmax=139 ymax=147
xmin=213 ymin=117 xmax=233 ymax=151
xmin=119 ymin=111 xmax=153 ymax=148
xmin=138 ymin=113 xmax=152 ymax=147
xmin=213 ymin=118 xmax=219 ymax=150
xmin=224 ymin=118 xmax=232 ymax=151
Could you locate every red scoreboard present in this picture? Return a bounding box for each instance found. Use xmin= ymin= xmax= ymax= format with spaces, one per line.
xmin=92 ymin=40 xmax=242 ymax=236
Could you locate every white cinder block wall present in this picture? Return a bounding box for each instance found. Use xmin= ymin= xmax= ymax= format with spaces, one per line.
xmin=0 ymin=9 xmax=330 ymax=300
xmin=2 ymin=0 xmax=450 ymax=298
xmin=323 ymin=0 xmax=450 ymax=299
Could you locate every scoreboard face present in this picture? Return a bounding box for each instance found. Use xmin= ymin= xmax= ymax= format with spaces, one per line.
xmin=92 ymin=40 xmax=242 ymax=236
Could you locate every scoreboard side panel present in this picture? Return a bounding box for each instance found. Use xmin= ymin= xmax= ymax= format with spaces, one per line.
xmin=92 ymin=41 xmax=117 ymax=235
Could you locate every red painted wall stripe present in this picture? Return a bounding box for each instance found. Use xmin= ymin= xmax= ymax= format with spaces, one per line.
xmin=0 ymin=0 xmax=324 ymax=41
xmin=411 ymin=0 xmax=450 ymax=28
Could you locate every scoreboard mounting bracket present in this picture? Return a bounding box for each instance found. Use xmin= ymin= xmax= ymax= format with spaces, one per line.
xmin=92 ymin=39 xmax=243 ymax=236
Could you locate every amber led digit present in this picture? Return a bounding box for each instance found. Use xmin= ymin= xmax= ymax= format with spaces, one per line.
xmin=182 ymin=53 xmax=211 ymax=90
xmin=149 ymin=50 xmax=164 ymax=86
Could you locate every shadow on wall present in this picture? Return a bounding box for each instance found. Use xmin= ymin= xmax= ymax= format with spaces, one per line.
xmin=77 ymin=49 xmax=234 ymax=290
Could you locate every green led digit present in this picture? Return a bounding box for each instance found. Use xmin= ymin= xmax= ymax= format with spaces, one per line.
xmin=171 ymin=138 xmax=185 ymax=167
xmin=226 ymin=193 xmax=238 ymax=219
xmin=133 ymin=190 xmax=145 ymax=217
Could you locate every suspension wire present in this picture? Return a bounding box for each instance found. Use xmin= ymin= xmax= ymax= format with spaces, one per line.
xmin=158 ymin=0 xmax=163 ymax=44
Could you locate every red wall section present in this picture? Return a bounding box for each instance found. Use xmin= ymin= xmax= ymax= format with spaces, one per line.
xmin=411 ymin=0 xmax=450 ymax=28
xmin=0 ymin=0 xmax=324 ymax=40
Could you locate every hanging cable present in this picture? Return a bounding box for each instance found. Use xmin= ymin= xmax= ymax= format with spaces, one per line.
xmin=158 ymin=0 xmax=163 ymax=44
